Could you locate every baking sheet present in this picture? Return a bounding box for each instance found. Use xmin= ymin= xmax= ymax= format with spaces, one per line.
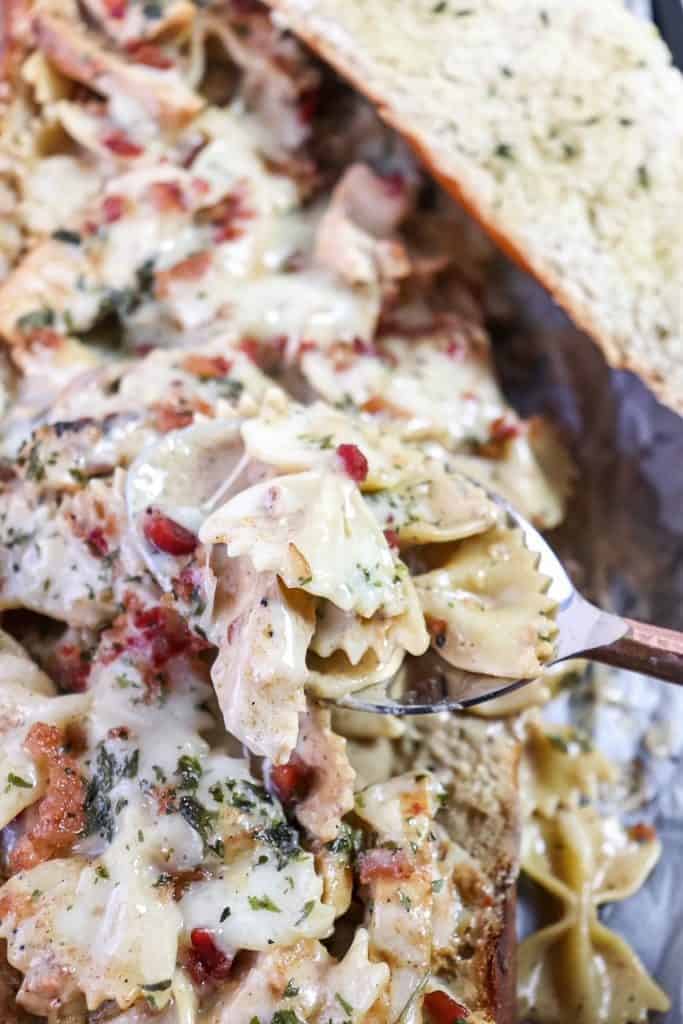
xmin=488 ymin=256 xmax=683 ymax=1020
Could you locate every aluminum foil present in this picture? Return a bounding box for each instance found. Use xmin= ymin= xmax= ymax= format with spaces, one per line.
xmin=487 ymin=252 xmax=683 ymax=1020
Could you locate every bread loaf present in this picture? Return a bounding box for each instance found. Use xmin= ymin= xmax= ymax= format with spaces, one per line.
xmin=264 ymin=0 xmax=683 ymax=412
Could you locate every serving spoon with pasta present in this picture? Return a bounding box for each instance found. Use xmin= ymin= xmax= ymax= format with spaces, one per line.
xmin=337 ymin=493 xmax=683 ymax=715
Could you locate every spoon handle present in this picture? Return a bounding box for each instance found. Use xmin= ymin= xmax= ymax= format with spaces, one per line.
xmin=585 ymin=618 xmax=683 ymax=684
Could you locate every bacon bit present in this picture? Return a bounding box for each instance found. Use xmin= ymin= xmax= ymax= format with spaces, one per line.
xmin=26 ymin=328 xmax=64 ymax=349
xmin=181 ymin=354 xmax=232 ymax=379
xmin=238 ymin=335 xmax=286 ymax=370
xmin=102 ymin=131 xmax=143 ymax=158
xmin=423 ymin=990 xmax=470 ymax=1024
xmin=86 ymin=527 xmax=109 ymax=558
xmin=629 ymin=822 xmax=657 ymax=843
xmin=125 ymin=42 xmax=173 ymax=69
xmin=187 ymin=929 xmax=234 ymax=987
xmin=489 ymin=416 xmax=520 ymax=444
xmin=336 ymin=443 xmax=368 ymax=483
xmin=107 ymin=725 xmax=130 ymax=740
xmin=147 ymin=180 xmax=186 ymax=213
xmin=155 ymin=250 xmax=211 ymax=296
xmin=384 ymin=529 xmax=400 ymax=550
xmin=269 ymin=754 xmax=313 ymax=806
xmin=380 ymin=171 xmax=406 ymax=197
xmin=153 ymin=785 xmax=177 ymax=816
xmin=299 ymin=340 xmax=318 ymax=355
xmin=173 ymin=564 xmax=204 ymax=605
xmin=9 ymin=723 xmax=86 ymax=872
xmin=151 ymin=403 xmax=195 ymax=434
xmin=103 ymin=0 xmax=127 ymax=17
xmin=129 ymin=605 xmax=205 ymax=667
xmin=52 ymin=643 xmax=92 ymax=693
xmin=191 ymin=176 xmax=211 ymax=196
xmin=143 ymin=509 xmax=198 ymax=557
xmin=208 ymin=189 xmax=255 ymax=244
xmin=446 ymin=339 xmax=463 ymax=359
xmin=352 ymin=337 xmax=377 ymax=357
xmin=298 ymin=87 xmax=319 ymax=124
xmin=427 ymin=617 xmax=448 ymax=650
xmin=168 ymin=866 xmax=209 ymax=901
xmin=358 ymin=847 xmax=414 ymax=884
xmin=102 ymin=194 xmax=126 ymax=224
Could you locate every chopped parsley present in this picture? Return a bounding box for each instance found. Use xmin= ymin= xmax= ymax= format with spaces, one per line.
xmin=16 ymin=307 xmax=55 ymax=333
xmin=271 ymin=1012 xmax=303 ymax=1024
xmin=220 ymin=906 xmax=231 ymax=922
xmin=52 ymin=229 xmax=82 ymax=245
xmin=7 ymin=773 xmax=33 ymax=789
xmin=283 ymin=979 xmax=299 ymax=998
xmin=336 ymin=993 xmax=353 ymax=1015
xmin=248 ymin=894 xmax=281 ymax=912
xmin=176 ymin=754 xmax=202 ymax=790
xmin=295 ymin=899 xmax=315 ymax=925
xmin=142 ymin=979 xmax=172 ymax=992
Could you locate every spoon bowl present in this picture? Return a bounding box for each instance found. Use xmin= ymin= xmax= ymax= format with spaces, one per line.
xmin=335 ymin=490 xmax=683 ymax=714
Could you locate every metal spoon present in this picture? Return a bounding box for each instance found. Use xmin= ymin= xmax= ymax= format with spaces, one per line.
xmin=336 ymin=492 xmax=683 ymax=715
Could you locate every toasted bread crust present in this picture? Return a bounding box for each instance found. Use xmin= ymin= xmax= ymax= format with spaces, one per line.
xmin=264 ymin=0 xmax=683 ymax=414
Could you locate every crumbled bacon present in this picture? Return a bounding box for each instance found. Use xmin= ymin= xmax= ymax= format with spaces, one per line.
xmin=155 ymin=250 xmax=211 ymax=296
xmin=489 ymin=416 xmax=520 ymax=444
xmin=102 ymin=131 xmax=143 ymax=158
xmin=9 ymin=723 xmax=86 ymax=872
xmin=150 ymin=403 xmax=195 ymax=434
xmin=336 ymin=443 xmax=368 ymax=483
xmin=172 ymin=564 xmax=204 ymax=606
xmin=125 ymin=42 xmax=174 ymax=69
xmin=147 ymin=181 xmax=186 ymax=213
xmin=204 ymin=187 xmax=255 ymax=244
xmin=180 ymin=354 xmax=232 ymax=379
xmin=358 ymin=847 xmax=414 ymax=884
xmin=238 ymin=335 xmax=286 ymax=370
xmin=427 ymin=617 xmax=448 ymax=649
xmin=380 ymin=170 xmax=406 ymax=197
xmin=103 ymin=0 xmax=127 ymax=17
xmin=297 ymin=87 xmax=319 ymax=124
xmin=86 ymin=527 xmax=109 ymax=558
xmin=52 ymin=642 xmax=92 ymax=693
xmin=423 ymin=990 xmax=470 ymax=1024
xmin=25 ymin=328 xmax=65 ymax=350
xmin=128 ymin=605 xmax=206 ymax=668
xmin=102 ymin=194 xmax=126 ymax=223
xmin=384 ymin=528 xmax=400 ymax=550
xmin=268 ymin=754 xmax=313 ymax=806
xmin=629 ymin=822 xmax=657 ymax=843
xmin=186 ymin=929 xmax=234 ymax=987
xmin=143 ymin=509 xmax=198 ymax=556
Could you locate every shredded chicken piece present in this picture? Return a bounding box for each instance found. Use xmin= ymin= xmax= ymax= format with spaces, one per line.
xmin=293 ymin=706 xmax=355 ymax=842
xmin=34 ymin=11 xmax=203 ymax=127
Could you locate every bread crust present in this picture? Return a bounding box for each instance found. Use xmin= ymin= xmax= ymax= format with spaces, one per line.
xmin=264 ymin=0 xmax=683 ymax=415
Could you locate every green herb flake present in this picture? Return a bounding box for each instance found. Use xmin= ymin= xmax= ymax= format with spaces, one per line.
xmin=248 ymin=894 xmax=281 ymax=912
xmin=283 ymin=979 xmax=299 ymax=998
xmin=142 ymin=979 xmax=172 ymax=993
xmin=52 ymin=228 xmax=82 ymax=245
xmin=431 ymin=878 xmax=445 ymax=893
xmin=637 ymin=164 xmax=650 ymax=189
xmin=219 ymin=905 xmax=231 ymax=922
xmin=271 ymin=1012 xmax=303 ymax=1024
xmin=176 ymin=754 xmax=202 ymax=790
xmin=295 ymin=899 xmax=315 ymax=925
xmin=17 ymin=307 xmax=55 ymax=333
xmin=95 ymin=864 xmax=110 ymax=881
xmin=7 ymin=773 xmax=33 ymax=789
xmin=494 ymin=142 xmax=514 ymax=160
xmin=336 ymin=993 xmax=353 ymax=1015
